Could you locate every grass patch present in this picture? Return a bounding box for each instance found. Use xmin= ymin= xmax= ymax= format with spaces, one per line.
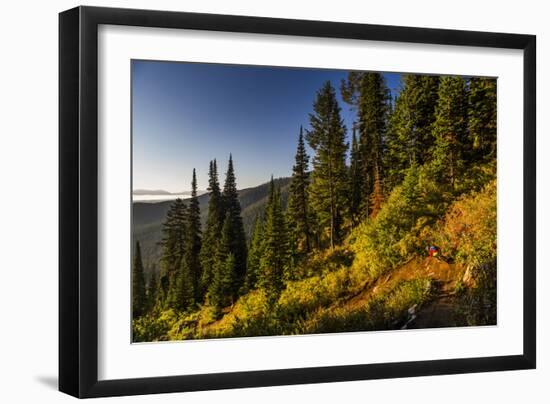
xmin=299 ymin=278 xmax=433 ymax=334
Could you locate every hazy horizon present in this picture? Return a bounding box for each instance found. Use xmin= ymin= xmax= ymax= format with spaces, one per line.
xmin=132 ymin=175 xmax=287 ymax=196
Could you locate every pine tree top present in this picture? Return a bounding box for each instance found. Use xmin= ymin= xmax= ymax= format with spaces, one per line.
xmin=191 ymin=168 xmax=198 ymax=197
xmin=223 ymin=154 xmax=238 ymax=197
xmin=208 ymin=159 xmax=221 ymax=195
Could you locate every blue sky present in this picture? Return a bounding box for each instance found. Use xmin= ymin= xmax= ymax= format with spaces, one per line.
xmin=132 ymin=60 xmax=402 ymax=192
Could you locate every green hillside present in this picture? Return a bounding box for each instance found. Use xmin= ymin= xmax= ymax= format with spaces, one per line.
xmin=133 ymin=177 xmax=291 ymax=274
xmin=133 ymin=176 xmax=496 ymax=341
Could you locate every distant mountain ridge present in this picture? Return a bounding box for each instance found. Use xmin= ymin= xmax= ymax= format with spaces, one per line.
xmin=133 ymin=177 xmax=291 ymax=273
xmin=133 ymin=189 xmax=207 ymax=196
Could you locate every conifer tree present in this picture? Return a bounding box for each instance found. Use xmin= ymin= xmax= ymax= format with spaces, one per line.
xmin=221 ymin=154 xmax=248 ymax=296
xmin=185 ymin=168 xmax=202 ymax=301
xmin=307 ymin=81 xmax=348 ymax=248
xmin=159 ymin=198 xmax=187 ymax=306
xmin=370 ymin=168 xmax=384 ymax=218
xmin=284 ymin=209 xmax=299 ymax=281
xmin=200 ymin=160 xmax=224 ymax=299
xmin=287 ymin=126 xmax=311 ymax=252
xmin=348 ymin=127 xmax=362 ymax=227
xmin=385 ymin=74 xmax=440 ymax=189
xmin=173 ymin=255 xmax=195 ymax=311
xmin=259 ymin=179 xmax=289 ymax=303
xmin=147 ymin=269 xmax=158 ymax=312
xmin=467 ymin=77 xmax=497 ymax=163
xmin=431 ymin=76 xmax=468 ymax=188
xmin=245 ymin=215 xmax=264 ymax=291
xmin=132 ymin=241 xmax=147 ymax=318
xmin=158 ymin=272 xmax=170 ymax=307
xmin=342 ymin=72 xmax=389 ymax=217
xmin=208 ymin=214 xmax=235 ymax=310
xmin=385 ymin=90 xmax=409 ymax=189
xmin=160 ymin=199 xmax=187 ymax=272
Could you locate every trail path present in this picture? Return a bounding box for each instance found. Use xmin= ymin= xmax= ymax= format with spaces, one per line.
xmin=200 ymin=256 xmax=464 ymax=337
xmin=336 ymin=256 xmax=463 ymax=329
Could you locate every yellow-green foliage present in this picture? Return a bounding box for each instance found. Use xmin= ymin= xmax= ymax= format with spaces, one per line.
xmin=431 ymin=180 xmax=497 ymax=326
xmin=301 ymin=278 xmax=432 ymax=334
xmin=278 ymin=267 xmax=349 ymax=318
xmin=196 ymin=250 xmax=360 ymax=338
xmin=198 ymin=289 xmax=272 ymax=338
xmin=277 ymin=246 xmax=373 ymax=323
xmin=132 ymin=308 xmax=179 ymax=342
xmin=434 ymin=180 xmax=496 ymax=268
xmin=289 ymin=246 xmax=353 ymax=280
xmin=350 ymin=165 xmax=449 ymax=278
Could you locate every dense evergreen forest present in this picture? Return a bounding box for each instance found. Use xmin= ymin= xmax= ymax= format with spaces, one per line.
xmin=132 ymin=73 xmax=497 ymax=341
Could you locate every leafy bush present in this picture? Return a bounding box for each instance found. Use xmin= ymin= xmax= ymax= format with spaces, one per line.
xmin=132 ymin=308 xmax=179 ymax=342
xmin=433 ymin=180 xmax=496 ymax=268
xmin=278 ymin=267 xmax=350 ymax=321
xmin=198 ymin=289 xmax=272 ymax=338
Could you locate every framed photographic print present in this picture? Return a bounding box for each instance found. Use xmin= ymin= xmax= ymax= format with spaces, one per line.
xmin=59 ymin=6 xmax=536 ymax=398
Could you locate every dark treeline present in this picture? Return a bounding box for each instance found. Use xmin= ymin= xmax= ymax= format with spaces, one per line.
xmin=132 ymin=72 xmax=496 ymax=320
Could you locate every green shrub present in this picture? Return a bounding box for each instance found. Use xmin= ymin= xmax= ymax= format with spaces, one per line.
xmin=278 ymin=266 xmax=351 ymax=321
xmin=433 ymin=180 xmax=496 ymax=268
xmin=132 ymin=309 xmax=179 ymax=342
xmin=198 ymin=289 xmax=272 ymax=338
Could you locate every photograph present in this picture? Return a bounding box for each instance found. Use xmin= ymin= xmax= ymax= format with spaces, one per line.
xmin=131 ymin=60 xmax=497 ymax=343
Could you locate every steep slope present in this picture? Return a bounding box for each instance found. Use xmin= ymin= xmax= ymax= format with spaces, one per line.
xmin=132 ymin=177 xmax=496 ymax=342
xmin=301 ymin=257 xmax=465 ymax=333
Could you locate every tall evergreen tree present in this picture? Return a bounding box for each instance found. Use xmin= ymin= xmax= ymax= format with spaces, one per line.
xmin=385 ymin=90 xmax=410 ymax=189
xmin=146 ymin=269 xmax=158 ymax=312
xmin=132 ymin=241 xmax=147 ymax=318
xmin=158 ymin=197 xmax=187 ymax=306
xmin=185 ymin=168 xmax=202 ymax=301
xmin=287 ymin=126 xmax=311 ymax=252
xmin=385 ymin=74 xmax=440 ymax=189
xmin=431 ymin=76 xmax=468 ymax=188
xmin=284 ymin=209 xmax=299 ymax=282
xmin=342 ymin=72 xmax=389 ymax=217
xmin=307 ymin=81 xmax=348 ymax=249
xmin=348 ymin=126 xmax=362 ymax=227
xmin=221 ymin=154 xmax=248 ymax=296
xmin=467 ymin=77 xmax=497 ymax=163
xmin=208 ymin=214 xmax=235 ymax=310
xmin=200 ymin=160 xmax=224 ymax=299
xmin=259 ymin=179 xmax=289 ymax=303
xmin=173 ymin=254 xmax=195 ymax=311
xmin=245 ymin=215 xmax=264 ymax=291
xmin=159 ymin=199 xmax=187 ymax=272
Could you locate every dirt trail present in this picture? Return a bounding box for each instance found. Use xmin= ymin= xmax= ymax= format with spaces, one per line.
xmin=202 ymin=256 xmax=464 ymax=336
xmin=342 ymin=257 xmax=460 ymax=313
xmin=408 ymin=296 xmax=458 ymax=328
xmin=406 ymin=257 xmax=465 ymax=329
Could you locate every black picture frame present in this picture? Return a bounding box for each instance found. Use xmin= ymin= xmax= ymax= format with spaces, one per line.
xmin=59 ymin=5 xmax=536 ymax=398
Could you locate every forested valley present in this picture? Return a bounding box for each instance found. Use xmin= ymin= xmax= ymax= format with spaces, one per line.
xmin=132 ymin=73 xmax=497 ymax=341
